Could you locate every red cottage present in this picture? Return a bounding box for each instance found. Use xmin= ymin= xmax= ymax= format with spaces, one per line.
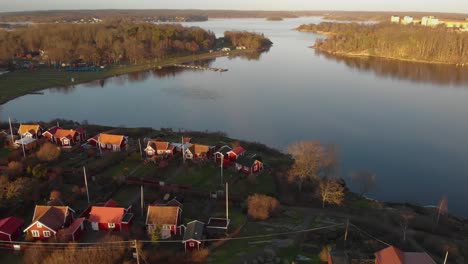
xmin=0 ymin=217 xmax=24 ymax=242
xmin=146 ymin=205 xmax=182 ymax=239
xmin=184 ymin=144 xmax=214 ymax=160
xmin=42 ymin=126 xmax=60 ymax=142
xmin=182 ymin=220 xmax=205 ymax=252
xmin=88 ymin=133 xmax=127 ymax=152
xmin=23 ymin=206 xmax=75 ymax=241
xmin=214 ymin=145 xmax=232 ymax=166
xmin=88 ymin=206 xmax=133 ymax=231
xmin=235 ymin=153 xmax=263 ymax=175
xmin=227 ymin=146 xmax=246 ymax=161
xmin=374 ymin=246 xmax=436 ymax=264
xmin=145 ymin=141 xmax=174 ymax=158
xmin=58 ymin=217 xmax=85 ymax=242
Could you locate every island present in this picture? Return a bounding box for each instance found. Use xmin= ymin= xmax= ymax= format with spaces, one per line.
xmin=0 ymin=119 xmax=466 ymax=263
xmin=296 ymin=22 xmax=468 ymax=65
xmin=0 ymin=22 xmax=272 ymax=104
xmin=266 ymin=17 xmax=284 ymax=21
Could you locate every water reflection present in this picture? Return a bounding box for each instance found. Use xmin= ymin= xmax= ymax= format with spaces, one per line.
xmin=161 ymin=85 xmax=221 ymax=100
xmin=317 ymin=50 xmax=468 ymax=87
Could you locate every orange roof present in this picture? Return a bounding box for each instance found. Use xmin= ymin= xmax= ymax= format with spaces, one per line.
xmin=375 ymin=246 xmax=404 ymax=264
xmin=146 ymin=205 xmax=180 ymax=226
xmin=27 ymin=206 xmax=71 ymax=232
xmin=18 ymin=124 xmax=40 ymax=135
xmin=148 ymin=141 xmax=169 ymax=151
xmin=98 ymin=133 xmax=124 ymax=146
xmin=54 ymin=129 xmax=77 ymax=139
xmin=89 ymin=206 xmax=125 ymax=224
xmin=189 ymin=144 xmax=210 ymax=155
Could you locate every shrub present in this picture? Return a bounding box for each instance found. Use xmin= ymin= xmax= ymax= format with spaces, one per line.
xmin=7 ymin=161 xmax=23 ymax=178
xmin=36 ymin=142 xmax=61 ymax=162
xmin=32 ymin=164 xmax=47 ymax=179
xmin=247 ymin=194 xmax=280 ymax=221
xmin=190 ymin=249 xmax=211 ymax=263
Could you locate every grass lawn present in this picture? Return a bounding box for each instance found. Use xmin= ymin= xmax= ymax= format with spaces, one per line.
xmin=166 ymin=164 xmax=220 ymax=191
xmin=111 ymin=185 xmax=140 ymax=206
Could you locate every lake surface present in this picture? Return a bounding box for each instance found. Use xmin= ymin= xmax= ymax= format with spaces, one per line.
xmin=3 ymin=18 xmax=468 ymax=216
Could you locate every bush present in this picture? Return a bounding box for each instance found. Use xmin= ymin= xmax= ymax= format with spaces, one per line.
xmin=36 ymin=142 xmax=61 ymax=162
xmin=247 ymin=194 xmax=280 ymax=221
xmin=190 ymin=249 xmax=210 ymax=263
xmin=32 ymin=164 xmax=47 ymax=179
xmin=7 ymin=161 xmax=23 ymax=178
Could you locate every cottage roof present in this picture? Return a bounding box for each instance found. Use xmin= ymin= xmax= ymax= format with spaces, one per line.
xmin=98 ymin=133 xmax=125 ymax=145
xmin=18 ymin=124 xmax=40 ymax=135
xmin=30 ymin=206 xmax=72 ymax=232
xmin=43 ymin=126 xmax=59 ymax=136
xmin=231 ymin=146 xmax=246 ymax=155
xmin=103 ymin=199 xmax=119 ymax=207
xmin=0 ymin=217 xmax=24 ymax=236
xmin=148 ymin=141 xmax=169 ymax=151
xmin=166 ymin=198 xmax=183 ymax=208
xmin=374 ymin=246 xmax=435 ymax=264
xmin=54 ymin=129 xmax=77 ymax=139
xmin=215 ymin=145 xmax=232 ymax=155
xmin=61 ymin=217 xmax=85 ymax=235
xmin=89 ymin=206 xmax=125 ymax=224
xmin=236 ymin=154 xmax=261 ymax=167
xmin=189 ymin=144 xmax=210 ymax=155
xmin=146 ymin=205 xmax=180 ymax=226
xmin=183 ymin=220 xmax=204 ymax=242
xmin=15 ymin=137 xmax=36 ymax=145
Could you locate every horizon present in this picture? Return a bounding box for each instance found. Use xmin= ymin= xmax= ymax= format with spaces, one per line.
xmin=2 ymin=0 xmax=468 ymax=14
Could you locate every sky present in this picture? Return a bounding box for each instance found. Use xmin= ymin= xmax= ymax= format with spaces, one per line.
xmin=2 ymin=0 xmax=468 ymax=14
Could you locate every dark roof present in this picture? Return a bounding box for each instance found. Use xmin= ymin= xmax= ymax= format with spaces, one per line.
xmin=215 ymin=145 xmax=232 ymax=155
xmin=183 ymin=220 xmax=204 ymax=242
xmin=236 ymin=153 xmax=261 ymax=167
xmin=0 ymin=217 xmax=24 ymax=235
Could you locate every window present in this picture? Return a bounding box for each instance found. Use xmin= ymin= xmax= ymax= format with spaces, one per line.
xmin=100 ymin=143 xmax=106 ymax=148
xmin=147 ymin=150 xmax=154 ymax=155
xmin=162 ymin=225 xmax=170 ymax=230
xmin=189 ymin=242 xmax=195 ymax=247
xmin=43 ymin=231 xmax=51 ymax=238
xmin=108 ymin=223 xmax=115 ymax=228
xmin=31 ymin=230 xmax=40 ymax=237
xmin=107 ymin=144 xmax=112 ymax=149
xmin=63 ymin=139 xmax=69 ymax=145
xmin=37 ymin=223 xmax=42 ymax=228
xmin=253 ymin=165 xmax=258 ymax=171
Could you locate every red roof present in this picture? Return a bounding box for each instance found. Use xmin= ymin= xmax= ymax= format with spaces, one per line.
xmin=375 ymin=246 xmax=436 ymax=264
xmin=231 ymin=146 xmax=246 ymax=155
xmin=89 ymin=206 xmax=125 ymax=224
xmin=0 ymin=217 xmax=24 ymax=235
xmin=62 ymin=217 xmax=85 ymax=235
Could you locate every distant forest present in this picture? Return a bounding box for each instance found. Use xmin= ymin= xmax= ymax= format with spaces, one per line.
xmin=0 ymin=10 xmax=467 ymax=23
xmin=0 ymin=22 xmax=272 ymax=65
xmin=297 ymin=22 xmax=468 ymax=64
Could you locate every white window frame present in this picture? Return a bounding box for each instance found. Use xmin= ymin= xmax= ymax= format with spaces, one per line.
xmin=37 ymin=223 xmax=42 ymax=228
xmin=162 ymin=225 xmax=170 ymax=230
xmin=147 ymin=150 xmax=154 ymax=155
xmin=108 ymin=223 xmax=115 ymax=228
xmin=31 ymin=230 xmax=40 ymax=237
xmin=63 ymin=139 xmax=69 ymax=145
xmin=189 ymin=242 xmax=195 ymax=247
xmin=43 ymin=231 xmax=51 ymax=238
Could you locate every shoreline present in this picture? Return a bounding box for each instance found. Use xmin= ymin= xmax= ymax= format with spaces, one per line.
xmin=296 ymin=28 xmax=468 ymax=66
xmin=0 ymin=49 xmax=259 ymax=105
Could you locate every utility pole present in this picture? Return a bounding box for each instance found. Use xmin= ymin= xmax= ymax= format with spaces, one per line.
xmin=220 ymin=153 xmax=224 ymax=185
xmin=181 ymin=136 xmax=186 ymax=164
xmin=8 ymin=117 xmax=14 ymax=145
xmin=138 ymin=139 xmax=143 ymax=160
xmin=443 ymin=251 xmax=449 ymax=264
xmin=83 ymin=166 xmax=90 ymax=204
xmin=226 ymin=182 xmax=229 ymax=220
xmin=344 ymin=219 xmax=349 ymax=241
xmin=134 ymin=240 xmax=140 ymax=264
xmin=140 ymin=185 xmax=144 ymax=217
xmin=19 ymin=124 xmax=26 ymax=158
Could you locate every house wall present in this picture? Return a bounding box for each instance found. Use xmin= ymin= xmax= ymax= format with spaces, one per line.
xmin=72 ymin=222 xmax=85 ymax=241
xmin=92 ymin=222 xmax=122 ymax=231
xmin=27 ymin=223 xmax=56 ymax=240
xmin=185 ymin=240 xmax=201 ymax=251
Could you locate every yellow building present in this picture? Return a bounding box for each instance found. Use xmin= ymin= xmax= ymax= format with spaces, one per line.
xmin=421 ymin=16 xmax=440 ymax=26
xmin=402 ymin=16 xmax=414 ymax=25
xmin=390 ymin=16 xmax=400 ymax=23
xmin=442 ymin=19 xmax=468 ymax=29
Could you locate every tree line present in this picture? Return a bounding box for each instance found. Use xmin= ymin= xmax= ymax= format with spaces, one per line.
xmin=0 ymin=21 xmax=217 ymax=65
xmin=297 ymin=22 xmax=468 ymax=64
xmin=224 ymin=31 xmax=273 ymax=50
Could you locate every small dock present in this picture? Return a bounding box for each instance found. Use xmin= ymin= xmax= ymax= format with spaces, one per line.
xmin=172 ymin=64 xmax=228 ymax=72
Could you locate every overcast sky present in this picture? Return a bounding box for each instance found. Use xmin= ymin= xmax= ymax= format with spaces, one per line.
xmin=2 ymin=0 xmax=467 ymax=13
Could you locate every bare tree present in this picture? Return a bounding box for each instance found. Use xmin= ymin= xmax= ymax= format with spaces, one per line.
xmin=350 ymin=170 xmax=376 ymax=197
xmin=436 ymin=196 xmax=448 ymax=225
xmin=36 ymin=142 xmax=61 ymax=162
xmin=247 ymin=194 xmax=280 ymax=220
xmin=319 ymin=178 xmax=345 ymax=208
xmin=287 ymin=140 xmax=337 ymax=190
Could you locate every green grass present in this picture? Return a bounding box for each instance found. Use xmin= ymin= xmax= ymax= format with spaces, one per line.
xmin=0 ymin=50 xmax=251 ymax=104
xmin=111 ymin=185 xmax=140 ymax=205
xmin=166 ymin=164 xmax=219 ymax=190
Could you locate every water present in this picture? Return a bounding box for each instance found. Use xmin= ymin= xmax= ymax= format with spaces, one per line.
xmin=2 ymin=18 xmax=468 ymax=216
